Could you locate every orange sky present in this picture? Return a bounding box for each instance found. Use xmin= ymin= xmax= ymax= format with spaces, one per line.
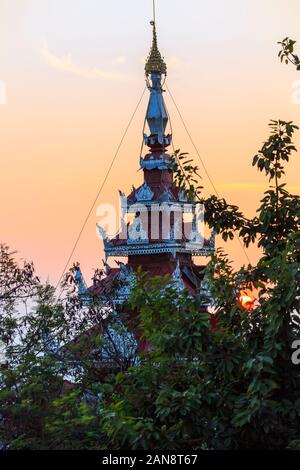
xmin=0 ymin=0 xmax=299 ymax=284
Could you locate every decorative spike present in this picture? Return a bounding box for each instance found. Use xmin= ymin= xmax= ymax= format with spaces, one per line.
xmin=102 ymin=259 xmax=112 ymax=274
xmin=145 ymin=21 xmax=167 ymax=76
xmin=74 ymin=266 xmax=88 ymax=295
xmin=171 ymin=260 xmax=184 ymax=290
xmin=96 ymin=223 xmax=109 ymax=241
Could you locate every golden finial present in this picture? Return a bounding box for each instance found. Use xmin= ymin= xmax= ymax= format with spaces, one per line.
xmin=145 ymin=20 xmax=167 ymax=76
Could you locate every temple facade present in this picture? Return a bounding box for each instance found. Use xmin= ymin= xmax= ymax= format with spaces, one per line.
xmin=84 ymin=21 xmax=215 ymax=322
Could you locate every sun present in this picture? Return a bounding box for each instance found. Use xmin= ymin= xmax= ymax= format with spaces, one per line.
xmin=238 ymin=293 xmax=255 ymax=311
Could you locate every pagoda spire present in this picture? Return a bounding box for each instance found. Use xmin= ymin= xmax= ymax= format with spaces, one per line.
xmin=145 ymin=20 xmax=167 ymax=77
xmin=145 ymin=0 xmax=166 ymax=76
xmin=91 ymin=6 xmax=216 ymax=325
xmin=143 ymin=18 xmax=171 ymax=153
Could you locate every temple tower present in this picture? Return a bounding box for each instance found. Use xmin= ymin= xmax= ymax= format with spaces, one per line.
xmin=90 ymin=20 xmax=215 ymax=310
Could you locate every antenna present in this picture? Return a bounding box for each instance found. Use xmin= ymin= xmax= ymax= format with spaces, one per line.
xmin=152 ymin=0 xmax=156 ymax=23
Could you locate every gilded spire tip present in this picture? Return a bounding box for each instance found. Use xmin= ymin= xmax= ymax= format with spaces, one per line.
xmin=145 ymin=20 xmax=167 ymax=76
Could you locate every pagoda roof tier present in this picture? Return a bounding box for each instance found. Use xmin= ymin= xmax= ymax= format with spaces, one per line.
xmin=139 ymin=151 xmax=173 ymax=171
xmin=87 ymin=260 xmax=207 ymax=303
xmin=126 ymin=181 xmax=189 ymax=205
xmin=101 ymin=239 xmax=215 ymax=258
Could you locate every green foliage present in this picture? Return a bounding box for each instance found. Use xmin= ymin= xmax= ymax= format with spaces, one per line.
xmin=244 ymin=120 xmax=300 ymax=254
xmin=278 ymin=37 xmax=300 ymax=70
xmin=0 ymin=249 xmax=136 ymax=449
xmin=253 ymin=120 xmax=298 ymax=181
xmin=1 ymin=117 xmax=299 ymax=449
xmin=100 ymin=120 xmax=300 ymax=450
xmin=0 ymin=117 xmax=299 ymax=450
xmin=0 ymin=358 xmax=104 ymax=449
xmin=101 ymin=274 xmax=247 ymax=450
xmin=170 ymin=149 xmax=203 ymax=202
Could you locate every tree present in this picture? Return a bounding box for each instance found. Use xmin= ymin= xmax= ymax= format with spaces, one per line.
xmin=278 ymin=37 xmax=300 ymax=70
xmin=0 ymin=117 xmax=299 ymax=449
xmin=101 ymin=120 xmax=300 ymax=450
xmin=0 ymin=244 xmax=40 ymax=304
xmin=0 ymin=255 xmax=137 ymax=449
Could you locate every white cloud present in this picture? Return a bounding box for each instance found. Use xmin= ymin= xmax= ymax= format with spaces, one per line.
xmin=42 ymin=42 xmax=127 ymax=81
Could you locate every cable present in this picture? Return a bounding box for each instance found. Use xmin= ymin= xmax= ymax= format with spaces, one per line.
xmin=139 ymin=115 xmax=147 ymax=160
xmin=165 ymin=83 xmax=251 ymax=265
xmin=166 ymin=84 xmax=219 ymax=196
xmin=55 ymin=86 xmax=147 ymax=293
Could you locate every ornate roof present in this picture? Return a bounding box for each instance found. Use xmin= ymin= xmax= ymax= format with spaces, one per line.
xmin=89 ymin=17 xmax=216 ymax=310
xmin=135 ymin=182 xmax=154 ymax=202
xmin=88 ymin=262 xmax=207 ymax=303
xmin=145 ymin=21 xmax=167 ymax=76
xmin=127 ymin=181 xmax=179 ymax=204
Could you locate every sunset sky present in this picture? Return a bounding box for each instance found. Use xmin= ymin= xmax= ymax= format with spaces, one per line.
xmin=0 ymin=0 xmax=300 ymax=284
